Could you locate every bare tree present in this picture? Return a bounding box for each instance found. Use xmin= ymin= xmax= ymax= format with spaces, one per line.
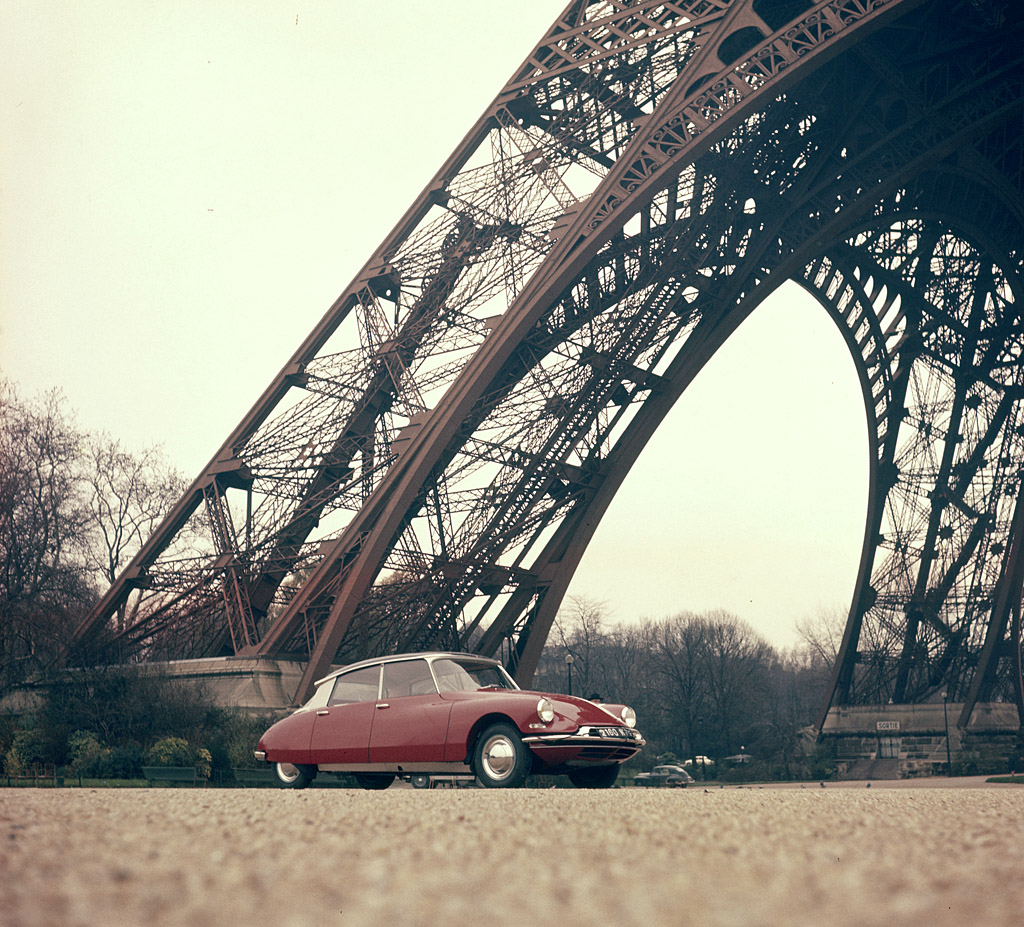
xmin=0 ymin=382 xmax=92 ymax=691
xmin=795 ymin=606 xmax=846 ymax=669
xmin=80 ymin=434 xmax=186 ymax=628
xmin=553 ymin=594 xmax=609 ymax=696
xmin=652 ymin=610 xmax=777 ymax=760
xmin=698 ymin=611 xmax=774 ymax=756
xmin=597 ymin=619 xmax=658 ymax=705
xmin=655 ymin=612 xmax=708 ymax=759
xmin=1 ymin=379 xmax=192 ymax=691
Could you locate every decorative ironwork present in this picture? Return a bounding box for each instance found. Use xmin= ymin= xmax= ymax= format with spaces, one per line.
xmin=72 ymin=1 xmax=1023 ymax=722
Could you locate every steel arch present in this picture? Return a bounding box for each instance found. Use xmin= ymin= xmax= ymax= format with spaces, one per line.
xmin=72 ymin=0 xmax=1024 ymax=721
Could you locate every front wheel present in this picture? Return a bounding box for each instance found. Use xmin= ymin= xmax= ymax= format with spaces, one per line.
xmin=568 ymin=765 xmax=620 ymax=789
xmin=473 ymin=723 xmax=530 ymax=788
xmin=354 ymin=773 xmax=395 ymax=790
xmin=409 ymin=774 xmax=431 ymax=789
xmin=275 ymin=762 xmax=316 ymax=789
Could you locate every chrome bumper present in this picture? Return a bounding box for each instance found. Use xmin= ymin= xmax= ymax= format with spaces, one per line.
xmin=522 ymin=725 xmax=645 ymax=747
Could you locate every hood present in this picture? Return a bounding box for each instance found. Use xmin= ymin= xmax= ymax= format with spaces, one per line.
xmin=519 ymin=690 xmax=634 ymax=727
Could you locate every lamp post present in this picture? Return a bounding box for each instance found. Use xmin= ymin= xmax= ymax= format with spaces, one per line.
xmin=942 ymin=691 xmax=952 ymax=777
xmin=565 ymin=653 xmax=574 ymax=696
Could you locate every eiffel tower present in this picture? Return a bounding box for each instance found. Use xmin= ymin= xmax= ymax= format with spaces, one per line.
xmin=73 ymin=0 xmax=1024 ymax=723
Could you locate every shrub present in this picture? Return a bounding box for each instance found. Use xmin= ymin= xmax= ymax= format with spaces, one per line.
xmin=0 ymin=714 xmax=18 ymax=764
xmin=68 ymin=730 xmax=105 ymax=777
xmin=3 ymin=726 xmax=51 ymax=775
xmin=146 ymin=737 xmax=193 ymax=767
xmin=103 ymin=743 xmax=143 ymax=779
xmin=720 ymin=760 xmax=771 ymax=783
xmin=145 ymin=736 xmax=212 ymax=779
xmin=808 ymin=742 xmax=838 ymax=780
xmin=194 ymin=747 xmax=212 ymax=780
xmin=43 ymin=669 xmax=218 ymax=749
xmin=214 ymin=711 xmax=274 ymax=770
xmin=951 ymin=748 xmax=1007 ymax=777
xmin=2 ymin=744 xmax=26 ymax=777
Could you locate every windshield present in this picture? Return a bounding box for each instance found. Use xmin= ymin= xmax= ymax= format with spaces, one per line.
xmin=431 ymin=658 xmax=518 ymax=692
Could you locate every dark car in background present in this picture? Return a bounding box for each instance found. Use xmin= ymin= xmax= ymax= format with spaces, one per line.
xmin=255 ymin=652 xmax=644 ymax=789
xmin=633 ymin=764 xmax=694 ymax=787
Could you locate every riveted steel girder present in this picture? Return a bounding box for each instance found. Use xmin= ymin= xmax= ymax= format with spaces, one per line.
xmin=72 ymin=0 xmax=1024 ymax=722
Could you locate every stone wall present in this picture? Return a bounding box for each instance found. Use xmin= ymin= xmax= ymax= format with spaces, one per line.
xmin=0 ymin=657 xmax=312 ymax=718
xmin=131 ymin=657 xmax=309 ymax=714
xmin=820 ymin=703 xmax=1021 ymax=778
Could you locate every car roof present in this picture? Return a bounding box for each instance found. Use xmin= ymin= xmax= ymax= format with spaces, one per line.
xmin=314 ymin=651 xmax=502 ymax=687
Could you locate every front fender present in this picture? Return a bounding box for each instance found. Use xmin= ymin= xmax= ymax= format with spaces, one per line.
xmin=257 ymin=709 xmax=316 ymax=765
xmin=443 ymin=692 xmax=578 ymax=762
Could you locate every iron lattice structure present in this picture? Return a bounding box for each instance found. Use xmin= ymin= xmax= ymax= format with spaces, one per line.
xmin=73 ymin=0 xmax=1024 ymax=719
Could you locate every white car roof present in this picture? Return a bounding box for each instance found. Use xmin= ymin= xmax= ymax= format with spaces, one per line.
xmin=314 ymin=651 xmax=502 ymax=687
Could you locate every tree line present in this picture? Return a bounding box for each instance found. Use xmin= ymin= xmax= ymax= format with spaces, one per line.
xmin=1 ymin=379 xmax=185 ymax=696
xmin=532 ymin=597 xmax=841 ymax=780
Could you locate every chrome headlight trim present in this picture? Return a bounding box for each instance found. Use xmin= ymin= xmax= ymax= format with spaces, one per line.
xmin=620 ymin=706 xmax=637 ymax=728
xmin=537 ymin=697 xmax=555 ymax=723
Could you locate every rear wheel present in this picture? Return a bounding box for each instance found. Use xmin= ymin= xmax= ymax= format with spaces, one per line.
xmin=568 ymin=765 xmax=620 ymax=789
xmin=409 ymin=774 xmax=431 ymax=789
xmin=354 ymin=773 xmax=395 ymax=790
xmin=274 ymin=762 xmax=316 ymax=789
xmin=473 ymin=723 xmax=530 ymax=788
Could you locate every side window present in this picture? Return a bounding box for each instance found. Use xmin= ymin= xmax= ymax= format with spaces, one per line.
xmin=432 ymin=659 xmax=472 ymax=693
xmin=432 ymin=658 xmax=514 ymax=691
xmin=328 ymin=666 xmax=381 ymax=705
xmin=381 ymin=660 xmax=437 ymax=698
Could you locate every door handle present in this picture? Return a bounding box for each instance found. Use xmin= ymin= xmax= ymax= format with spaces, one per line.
xmin=376 ymin=702 xmax=390 ymax=709
xmin=316 ymin=709 xmax=329 ymax=716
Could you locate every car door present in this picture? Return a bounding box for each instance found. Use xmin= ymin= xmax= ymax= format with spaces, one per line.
xmin=368 ymin=659 xmax=453 ymax=764
xmin=309 ymin=665 xmax=381 ymax=765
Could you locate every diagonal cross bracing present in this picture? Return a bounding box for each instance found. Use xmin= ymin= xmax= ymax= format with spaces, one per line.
xmin=72 ymin=1 xmax=1024 ymax=723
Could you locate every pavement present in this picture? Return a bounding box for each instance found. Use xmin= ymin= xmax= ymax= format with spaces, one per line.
xmin=2 ymin=779 xmax=1022 ymax=927
xmin=745 ymin=774 xmax=1016 ymax=789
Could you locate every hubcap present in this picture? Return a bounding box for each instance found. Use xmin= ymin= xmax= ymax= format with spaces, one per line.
xmin=277 ymin=762 xmax=300 ymax=783
xmin=481 ymin=734 xmax=515 ymax=780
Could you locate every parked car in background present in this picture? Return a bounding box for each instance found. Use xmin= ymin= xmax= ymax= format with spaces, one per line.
xmin=683 ymin=755 xmax=715 ymax=767
xmin=633 ymin=765 xmax=694 ymax=787
xmin=256 ymin=652 xmax=644 ymax=789
xmin=403 ymin=773 xmax=476 ymax=789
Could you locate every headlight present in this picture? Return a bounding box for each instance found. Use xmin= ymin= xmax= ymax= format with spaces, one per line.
xmin=620 ymin=706 xmax=637 ymax=728
xmin=537 ymin=697 xmax=554 ymax=723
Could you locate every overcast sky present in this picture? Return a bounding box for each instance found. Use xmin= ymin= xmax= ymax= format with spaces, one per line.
xmin=2 ymin=0 xmax=868 ymax=649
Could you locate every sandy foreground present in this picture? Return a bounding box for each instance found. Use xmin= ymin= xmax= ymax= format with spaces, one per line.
xmin=2 ymin=781 xmax=1022 ymax=927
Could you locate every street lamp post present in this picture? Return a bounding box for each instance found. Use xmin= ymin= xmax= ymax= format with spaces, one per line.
xmin=565 ymin=654 xmax=574 ymax=696
xmin=942 ymin=691 xmax=952 ymax=777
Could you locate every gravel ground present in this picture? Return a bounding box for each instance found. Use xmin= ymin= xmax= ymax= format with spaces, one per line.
xmin=2 ymin=782 xmax=1022 ymax=927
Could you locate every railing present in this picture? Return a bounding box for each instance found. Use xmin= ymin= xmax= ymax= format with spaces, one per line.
xmin=2 ymin=765 xmax=62 ymax=788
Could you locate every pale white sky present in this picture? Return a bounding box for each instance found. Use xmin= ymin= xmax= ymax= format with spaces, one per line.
xmin=1 ymin=1 xmax=867 ymax=649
